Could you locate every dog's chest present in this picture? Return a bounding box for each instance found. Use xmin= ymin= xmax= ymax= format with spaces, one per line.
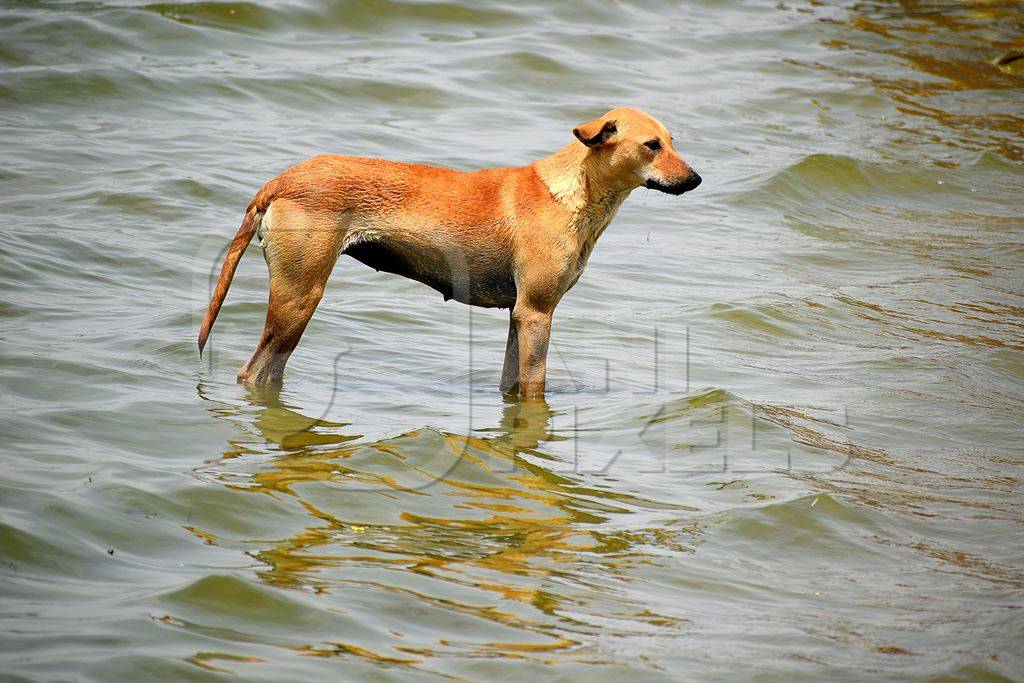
xmin=569 ymin=194 xmax=625 ymax=281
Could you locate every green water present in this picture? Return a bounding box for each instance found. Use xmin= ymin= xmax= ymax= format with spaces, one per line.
xmin=1 ymin=0 xmax=1022 ymax=680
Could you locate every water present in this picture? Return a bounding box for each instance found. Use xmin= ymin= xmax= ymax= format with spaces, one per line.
xmin=1 ymin=0 xmax=1022 ymax=680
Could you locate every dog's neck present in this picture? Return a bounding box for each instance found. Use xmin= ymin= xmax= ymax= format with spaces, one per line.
xmin=534 ymin=142 xmax=632 ymax=214
xmin=534 ymin=143 xmax=632 ymax=260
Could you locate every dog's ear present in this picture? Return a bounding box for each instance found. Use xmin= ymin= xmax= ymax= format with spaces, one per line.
xmin=573 ymin=118 xmax=618 ymax=148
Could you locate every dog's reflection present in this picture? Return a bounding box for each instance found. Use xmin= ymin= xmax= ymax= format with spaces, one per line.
xmin=224 ymin=383 xmax=562 ymax=463
xmin=200 ymin=383 xmax=596 ymax=576
xmin=193 ymin=382 xmax=660 ymax=664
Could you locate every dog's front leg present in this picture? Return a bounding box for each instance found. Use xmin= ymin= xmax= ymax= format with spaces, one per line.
xmin=499 ymin=311 xmax=520 ymax=395
xmin=512 ymin=304 xmax=553 ymax=398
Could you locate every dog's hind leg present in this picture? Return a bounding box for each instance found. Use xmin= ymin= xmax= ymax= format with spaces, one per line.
xmin=238 ymin=201 xmax=345 ymax=385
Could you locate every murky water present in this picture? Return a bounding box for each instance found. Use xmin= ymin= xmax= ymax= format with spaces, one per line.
xmin=2 ymin=0 xmax=1022 ymax=680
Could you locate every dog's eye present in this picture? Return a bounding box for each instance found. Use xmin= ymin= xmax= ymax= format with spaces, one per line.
xmin=644 ymin=139 xmax=661 ymax=152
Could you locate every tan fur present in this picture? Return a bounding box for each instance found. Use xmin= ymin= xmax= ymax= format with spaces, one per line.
xmin=198 ymin=107 xmax=700 ymax=397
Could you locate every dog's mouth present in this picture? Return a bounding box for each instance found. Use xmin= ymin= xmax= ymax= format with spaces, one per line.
xmin=645 ymin=171 xmax=702 ymax=196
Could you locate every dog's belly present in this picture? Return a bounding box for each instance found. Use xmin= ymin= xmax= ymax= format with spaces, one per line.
xmin=343 ymin=236 xmax=517 ymax=309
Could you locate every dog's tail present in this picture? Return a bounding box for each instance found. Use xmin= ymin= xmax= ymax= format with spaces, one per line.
xmin=198 ymin=199 xmax=265 ymax=356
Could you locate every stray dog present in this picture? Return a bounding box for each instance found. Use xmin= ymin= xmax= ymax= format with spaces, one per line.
xmin=198 ymin=107 xmax=701 ymax=397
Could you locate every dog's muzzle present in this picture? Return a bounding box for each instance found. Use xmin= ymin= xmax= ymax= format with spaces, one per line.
xmin=645 ymin=170 xmax=702 ymax=196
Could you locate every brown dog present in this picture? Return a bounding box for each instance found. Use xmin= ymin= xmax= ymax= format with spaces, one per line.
xmin=198 ymin=107 xmax=700 ymax=397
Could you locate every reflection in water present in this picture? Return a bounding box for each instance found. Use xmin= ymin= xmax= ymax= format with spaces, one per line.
xmin=198 ymin=386 xmax=693 ymax=667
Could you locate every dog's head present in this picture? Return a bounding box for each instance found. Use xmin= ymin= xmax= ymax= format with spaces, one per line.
xmin=573 ymin=108 xmax=701 ymax=196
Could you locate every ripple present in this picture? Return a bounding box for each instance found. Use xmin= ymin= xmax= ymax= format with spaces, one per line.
xmin=142 ymin=0 xmax=529 ymax=34
xmin=3 ymin=0 xmax=1023 ymax=679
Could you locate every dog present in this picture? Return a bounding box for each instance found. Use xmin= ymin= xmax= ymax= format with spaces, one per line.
xmin=198 ymin=107 xmax=701 ymax=397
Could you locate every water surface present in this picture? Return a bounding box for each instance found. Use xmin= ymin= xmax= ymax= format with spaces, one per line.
xmin=1 ymin=0 xmax=1023 ymax=680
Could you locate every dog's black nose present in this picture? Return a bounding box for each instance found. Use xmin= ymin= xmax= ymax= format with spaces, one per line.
xmin=644 ymin=171 xmax=703 ymax=195
xmin=681 ymin=171 xmax=702 ymax=193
